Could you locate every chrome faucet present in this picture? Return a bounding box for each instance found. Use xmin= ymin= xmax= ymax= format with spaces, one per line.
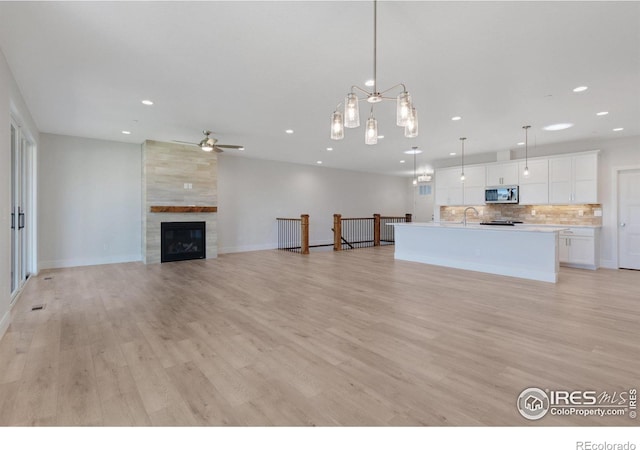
xmin=463 ymin=207 xmax=479 ymax=226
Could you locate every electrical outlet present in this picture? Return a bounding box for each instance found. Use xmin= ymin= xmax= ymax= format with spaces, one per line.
xmin=184 ymin=183 xmax=189 ymax=189
xmin=578 ymin=210 xmax=584 ymax=216
xmin=531 ymin=210 xmax=536 ymax=216
xmin=594 ymin=209 xmax=603 ymax=217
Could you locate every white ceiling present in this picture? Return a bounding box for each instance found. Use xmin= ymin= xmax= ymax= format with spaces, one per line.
xmin=1 ymin=1 xmax=639 ymax=176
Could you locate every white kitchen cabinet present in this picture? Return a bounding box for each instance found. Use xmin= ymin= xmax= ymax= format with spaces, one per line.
xmin=486 ymin=162 xmax=519 ymax=186
xmin=558 ymin=227 xmax=600 ymax=269
xmin=435 ymin=165 xmax=484 ymax=206
xmin=435 ymin=167 xmax=464 ymax=206
xmin=462 ymin=165 xmax=486 ymax=205
xmin=518 ymin=159 xmax=549 ymax=205
xmin=549 ymin=152 xmax=598 ymax=204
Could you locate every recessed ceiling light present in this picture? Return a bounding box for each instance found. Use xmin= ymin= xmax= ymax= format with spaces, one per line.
xmin=141 ymin=99 xmax=154 ymax=105
xmin=516 ymin=142 xmax=525 ymax=146
xmin=316 ymin=160 xmax=323 ymax=164
xmin=572 ymin=86 xmax=588 ymax=92
xmin=613 ymin=127 xmax=624 ymax=132
xmin=238 ymin=147 xmax=245 ymax=151
xmin=449 ymin=152 xmax=456 ymax=156
xmin=285 ymin=129 xmax=294 ymax=134
xmin=326 ymin=147 xmax=333 ymax=151
xmin=365 ymin=79 xmax=375 ymax=87
xmin=378 ymin=135 xmax=385 ymax=139
xmin=543 ymin=123 xmax=574 ymax=131
xmin=404 ymin=149 xmax=423 ymax=155
xmin=596 ymin=111 xmax=609 ymax=116
xmin=400 ymin=160 xmax=406 ymax=163
xmin=451 ymin=116 xmax=462 ymax=121
xmin=121 ymin=130 xmax=131 ymax=135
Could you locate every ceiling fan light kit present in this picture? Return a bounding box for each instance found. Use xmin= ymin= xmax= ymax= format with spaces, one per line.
xmin=173 ymin=130 xmax=244 ymax=153
xmin=330 ymin=0 xmax=418 ymax=144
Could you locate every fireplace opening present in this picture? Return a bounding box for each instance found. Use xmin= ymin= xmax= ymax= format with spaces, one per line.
xmin=161 ymin=221 xmax=206 ymax=263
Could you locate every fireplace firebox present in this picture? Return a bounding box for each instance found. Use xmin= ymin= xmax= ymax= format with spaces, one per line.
xmin=161 ymin=221 xmax=206 ymax=262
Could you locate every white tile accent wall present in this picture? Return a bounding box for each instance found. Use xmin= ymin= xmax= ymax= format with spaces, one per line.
xmin=142 ymin=140 xmax=218 ymax=264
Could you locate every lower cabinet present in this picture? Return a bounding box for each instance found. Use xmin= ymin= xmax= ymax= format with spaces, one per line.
xmin=558 ymin=228 xmax=600 ymax=270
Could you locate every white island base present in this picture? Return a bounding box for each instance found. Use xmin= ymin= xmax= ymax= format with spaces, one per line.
xmin=392 ymin=223 xmax=565 ymax=283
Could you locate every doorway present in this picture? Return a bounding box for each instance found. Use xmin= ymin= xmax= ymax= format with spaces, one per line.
xmin=618 ymin=169 xmax=640 ymax=270
xmin=10 ymin=121 xmax=33 ymax=301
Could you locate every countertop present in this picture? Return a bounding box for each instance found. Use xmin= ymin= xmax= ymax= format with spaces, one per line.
xmin=391 ymin=222 xmax=569 ymax=233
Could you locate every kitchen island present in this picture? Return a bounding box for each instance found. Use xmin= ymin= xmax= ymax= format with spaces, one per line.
xmin=392 ymin=223 xmax=567 ymax=283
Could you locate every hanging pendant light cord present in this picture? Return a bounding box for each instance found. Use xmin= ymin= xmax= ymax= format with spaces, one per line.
xmin=525 ymin=126 xmax=528 ymax=165
xmin=373 ymin=0 xmax=377 ymax=94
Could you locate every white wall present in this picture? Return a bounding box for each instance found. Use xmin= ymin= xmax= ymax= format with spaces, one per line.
xmin=217 ymin=156 xmax=412 ymax=253
xmin=38 ymin=134 xmax=142 ymax=269
xmin=0 ymin=48 xmax=39 ymax=339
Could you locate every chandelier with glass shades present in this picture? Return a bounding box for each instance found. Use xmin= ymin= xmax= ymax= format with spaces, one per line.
xmin=330 ymin=0 xmax=418 ymax=145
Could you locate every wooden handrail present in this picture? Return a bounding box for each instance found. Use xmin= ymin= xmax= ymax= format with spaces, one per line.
xmin=333 ymin=213 xmax=412 ymax=251
xmin=340 ymin=217 xmax=375 ymax=221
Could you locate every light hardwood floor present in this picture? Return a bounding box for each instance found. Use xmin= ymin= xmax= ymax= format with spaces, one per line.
xmin=1 ymin=246 xmax=639 ymax=426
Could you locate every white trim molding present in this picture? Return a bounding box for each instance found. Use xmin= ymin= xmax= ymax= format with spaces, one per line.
xmin=611 ymin=164 xmax=640 ymax=269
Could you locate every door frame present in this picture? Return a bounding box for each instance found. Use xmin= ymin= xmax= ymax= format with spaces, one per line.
xmin=612 ymin=164 xmax=640 ymax=269
xmin=9 ymin=112 xmax=38 ymax=304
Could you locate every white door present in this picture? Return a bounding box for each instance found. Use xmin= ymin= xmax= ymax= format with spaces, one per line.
xmin=10 ymin=122 xmax=31 ymax=300
xmin=10 ymin=124 xmax=18 ymax=296
xmin=619 ymin=169 xmax=640 ymax=270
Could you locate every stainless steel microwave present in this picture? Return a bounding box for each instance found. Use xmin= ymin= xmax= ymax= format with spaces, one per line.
xmin=485 ymin=186 xmax=519 ymax=204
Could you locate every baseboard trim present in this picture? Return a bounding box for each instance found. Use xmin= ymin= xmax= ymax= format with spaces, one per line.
xmin=599 ymin=259 xmax=617 ymax=269
xmin=39 ymin=254 xmax=142 ymax=270
xmin=0 ymin=310 xmax=10 ymax=341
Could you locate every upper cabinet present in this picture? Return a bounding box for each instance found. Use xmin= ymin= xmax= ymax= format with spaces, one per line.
xmin=518 ymin=159 xmax=549 ymax=205
xmin=549 ymin=152 xmax=598 ymax=204
xmin=462 ymin=165 xmax=486 ymax=206
xmin=435 ymin=167 xmax=464 ymax=206
xmin=486 ymin=162 xmax=519 ymax=186
xmin=435 ymin=165 xmax=485 ymax=206
xmin=435 ymin=150 xmax=598 ymax=207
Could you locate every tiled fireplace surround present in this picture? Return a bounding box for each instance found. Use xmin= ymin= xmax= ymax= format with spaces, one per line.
xmin=142 ymin=140 xmax=218 ymax=264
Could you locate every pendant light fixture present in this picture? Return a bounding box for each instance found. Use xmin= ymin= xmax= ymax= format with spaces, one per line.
xmin=330 ymin=0 xmax=419 ymax=144
xmin=522 ymin=125 xmax=531 ymax=177
xmin=460 ymin=137 xmax=466 ymax=182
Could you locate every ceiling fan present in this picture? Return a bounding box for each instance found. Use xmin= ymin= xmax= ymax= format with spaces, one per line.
xmin=173 ymin=130 xmax=244 ymax=153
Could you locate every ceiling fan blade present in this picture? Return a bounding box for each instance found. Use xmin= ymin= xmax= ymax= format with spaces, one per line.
xmin=213 ymin=147 xmax=224 ymax=153
xmin=215 ymin=144 xmax=244 ymax=149
xmin=172 ymin=140 xmax=198 ymax=146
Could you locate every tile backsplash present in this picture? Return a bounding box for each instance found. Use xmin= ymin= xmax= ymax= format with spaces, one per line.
xmin=440 ymin=204 xmax=602 ymax=226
